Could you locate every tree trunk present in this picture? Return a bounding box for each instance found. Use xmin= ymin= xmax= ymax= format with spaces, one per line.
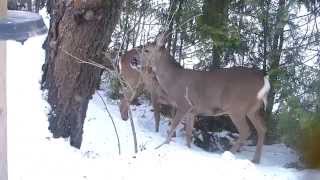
xmin=178 ymin=31 xmax=184 ymax=63
xmin=35 ymin=0 xmax=46 ymax=12
xmin=171 ymin=28 xmax=178 ymax=59
xmin=26 ymin=0 xmax=32 ymax=11
xmin=35 ymin=0 xmax=40 ymax=12
xmin=171 ymin=0 xmax=183 ymax=60
xmin=166 ymin=0 xmax=178 ymax=53
xmin=7 ymin=0 xmax=18 ymax=10
xmin=265 ymin=0 xmax=286 ymax=143
xmin=261 ymin=0 xmax=270 ymax=73
xmin=41 ymin=0 xmax=123 ymax=148
xmin=208 ymin=45 xmax=221 ymax=70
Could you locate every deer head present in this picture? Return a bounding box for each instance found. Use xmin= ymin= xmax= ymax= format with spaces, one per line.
xmin=139 ymin=32 xmax=170 ymax=73
xmin=118 ymin=47 xmax=176 ymax=132
xmin=118 ymin=49 xmax=143 ymax=121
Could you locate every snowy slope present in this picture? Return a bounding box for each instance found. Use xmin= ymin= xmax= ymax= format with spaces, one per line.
xmin=5 ymin=18 xmax=320 ymax=180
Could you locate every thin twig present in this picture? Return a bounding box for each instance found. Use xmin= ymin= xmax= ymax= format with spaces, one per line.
xmin=155 ymin=141 xmax=168 ymax=149
xmin=97 ymin=91 xmax=121 ymax=155
xmin=62 ymin=48 xmax=136 ymax=94
xmin=163 ymin=13 xmax=202 ymax=40
xmin=62 ymin=49 xmax=108 ymax=71
xmin=164 ymin=1 xmax=180 ymax=32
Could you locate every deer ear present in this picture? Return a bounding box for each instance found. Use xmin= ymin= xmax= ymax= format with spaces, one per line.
xmin=155 ymin=31 xmax=170 ymax=48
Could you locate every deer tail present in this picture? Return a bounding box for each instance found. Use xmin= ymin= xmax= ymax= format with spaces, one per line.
xmin=257 ymin=76 xmax=271 ymax=111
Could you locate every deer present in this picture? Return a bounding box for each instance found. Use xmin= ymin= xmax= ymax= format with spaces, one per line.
xmin=130 ymin=32 xmax=271 ymax=163
xmin=118 ymin=48 xmax=175 ymax=132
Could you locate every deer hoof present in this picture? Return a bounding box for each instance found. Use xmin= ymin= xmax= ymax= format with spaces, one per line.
xmin=172 ymin=131 xmax=176 ymax=137
xmin=251 ymin=158 xmax=260 ymax=164
xmin=230 ymin=146 xmax=238 ymax=154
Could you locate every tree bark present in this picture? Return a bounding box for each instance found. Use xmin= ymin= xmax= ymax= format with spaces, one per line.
xmin=41 ymin=0 xmax=123 ymax=148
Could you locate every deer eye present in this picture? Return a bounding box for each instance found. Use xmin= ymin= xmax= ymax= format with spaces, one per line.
xmin=144 ymin=49 xmax=149 ymax=53
xmin=130 ymin=57 xmax=138 ymax=66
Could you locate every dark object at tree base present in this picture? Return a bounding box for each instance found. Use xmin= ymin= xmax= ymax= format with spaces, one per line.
xmin=193 ymin=129 xmax=235 ymax=152
xmin=284 ymin=161 xmax=306 ymax=170
xmin=193 ymin=116 xmax=237 ymax=152
xmin=158 ymin=104 xmax=173 ymax=118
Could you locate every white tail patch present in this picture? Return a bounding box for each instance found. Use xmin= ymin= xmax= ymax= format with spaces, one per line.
xmin=257 ymin=76 xmax=271 ymax=110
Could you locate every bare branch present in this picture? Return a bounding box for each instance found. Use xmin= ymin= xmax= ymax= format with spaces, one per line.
xmin=97 ymin=91 xmax=121 ymax=155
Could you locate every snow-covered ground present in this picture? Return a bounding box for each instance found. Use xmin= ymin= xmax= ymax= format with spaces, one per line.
xmin=5 ymin=14 xmax=320 ymax=180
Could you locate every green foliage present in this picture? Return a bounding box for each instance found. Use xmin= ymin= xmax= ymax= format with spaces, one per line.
xmin=278 ymin=95 xmax=320 ymax=163
xmin=105 ymin=73 xmax=122 ymax=100
xmin=103 ymin=0 xmax=111 ymax=8
xmin=278 ymin=96 xmax=305 ymax=147
xmin=197 ymin=0 xmax=241 ymax=51
xmin=299 ymin=113 xmax=320 ymax=168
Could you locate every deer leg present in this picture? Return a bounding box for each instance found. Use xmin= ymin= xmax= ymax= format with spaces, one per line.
xmin=185 ymin=115 xmax=195 ymax=148
xmin=167 ymin=121 xmax=176 ymax=137
xmin=164 ymin=110 xmax=184 ymax=144
xmin=153 ymin=106 xmax=161 ymax=133
xmin=151 ymin=93 xmax=161 ymax=132
xmin=247 ymin=110 xmax=266 ymax=164
xmin=119 ymin=96 xmax=130 ymax=121
xmin=229 ymin=115 xmax=250 ymax=153
xmin=170 ymin=108 xmax=177 ymax=137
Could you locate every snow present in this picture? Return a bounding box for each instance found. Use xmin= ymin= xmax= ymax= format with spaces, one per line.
xmin=5 ymin=12 xmax=320 ymax=180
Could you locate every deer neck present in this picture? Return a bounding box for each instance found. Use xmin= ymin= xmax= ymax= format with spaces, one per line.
xmin=152 ymin=51 xmax=184 ymax=95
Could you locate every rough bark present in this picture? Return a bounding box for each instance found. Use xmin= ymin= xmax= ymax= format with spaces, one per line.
xmin=41 ymin=0 xmax=123 ymax=148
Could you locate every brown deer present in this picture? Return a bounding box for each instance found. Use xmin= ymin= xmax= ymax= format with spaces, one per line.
xmin=131 ymin=32 xmax=270 ymax=163
xmin=118 ymin=49 xmax=174 ymax=132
